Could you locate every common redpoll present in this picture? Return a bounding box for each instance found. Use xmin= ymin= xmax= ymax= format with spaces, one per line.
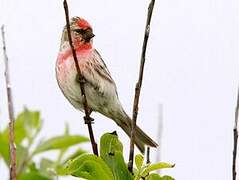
xmin=56 ymin=17 xmax=158 ymax=153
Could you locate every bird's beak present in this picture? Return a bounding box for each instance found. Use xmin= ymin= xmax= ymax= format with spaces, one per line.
xmin=84 ymin=29 xmax=95 ymax=42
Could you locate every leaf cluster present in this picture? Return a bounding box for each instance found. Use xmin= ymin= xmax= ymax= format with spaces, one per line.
xmin=0 ymin=108 xmax=89 ymax=179
xmin=0 ymin=109 xmax=174 ymax=180
xmin=60 ymin=132 xmax=174 ymax=180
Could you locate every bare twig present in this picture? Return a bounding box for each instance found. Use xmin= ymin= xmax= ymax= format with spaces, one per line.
xmin=63 ymin=0 xmax=98 ymax=156
xmin=146 ymin=147 xmax=150 ymax=164
xmin=233 ymin=85 xmax=239 ymax=180
xmin=1 ymin=25 xmax=16 ymax=180
xmin=128 ymin=0 xmax=156 ymax=172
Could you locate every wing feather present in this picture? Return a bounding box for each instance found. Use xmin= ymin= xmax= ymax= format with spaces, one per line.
xmin=79 ymin=49 xmax=118 ymax=97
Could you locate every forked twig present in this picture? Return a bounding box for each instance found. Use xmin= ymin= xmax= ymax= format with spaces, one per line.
xmin=233 ymin=85 xmax=239 ymax=180
xmin=63 ymin=0 xmax=98 ymax=156
xmin=128 ymin=0 xmax=156 ymax=172
xmin=1 ymin=25 xmax=17 ymax=180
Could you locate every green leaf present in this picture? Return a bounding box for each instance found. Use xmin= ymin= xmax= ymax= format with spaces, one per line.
xmin=40 ymin=158 xmax=55 ymax=172
xmin=0 ymin=132 xmax=9 ymax=164
xmin=146 ymin=174 xmax=175 ymax=180
xmin=62 ymin=148 xmax=87 ymax=164
xmin=159 ymin=175 xmax=175 ymax=180
xmin=55 ymin=123 xmax=71 ymax=165
xmin=135 ymin=154 xmax=144 ymax=170
xmin=60 ymin=154 xmax=114 ymax=180
xmin=34 ymin=135 xmax=89 ymax=154
xmin=147 ymin=162 xmax=175 ymax=171
xmin=100 ymin=132 xmax=133 ymax=180
xmin=2 ymin=109 xmax=41 ymax=145
xmin=28 ymin=162 xmax=38 ymax=172
xmin=16 ymin=145 xmax=28 ymax=171
xmin=142 ymin=162 xmax=175 ymax=177
xmin=100 ymin=132 xmax=123 ymax=154
xmin=145 ymin=174 xmax=175 ymax=180
xmin=15 ymin=109 xmax=41 ymax=143
xmin=0 ymin=109 xmax=41 ymax=165
xmin=146 ymin=173 xmax=161 ymax=180
xmin=18 ymin=172 xmax=53 ymax=180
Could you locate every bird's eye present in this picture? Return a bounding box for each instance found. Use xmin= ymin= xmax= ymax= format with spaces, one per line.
xmin=74 ymin=29 xmax=85 ymax=34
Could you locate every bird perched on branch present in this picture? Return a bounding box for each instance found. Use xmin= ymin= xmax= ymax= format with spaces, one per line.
xmin=56 ymin=17 xmax=158 ymax=153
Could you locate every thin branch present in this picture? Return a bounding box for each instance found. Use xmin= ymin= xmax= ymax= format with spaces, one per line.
xmin=146 ymin=147 xmax=150 ymax=164
xmin=128 ymin=0 xmax=156 ymax=172
xmin=1 ymin=25 xmax=17 ymax=180
xmin=233 ymin=85 xmax=239 ymax=180
xmin=63 ymin=0 xmax=98 ymax=156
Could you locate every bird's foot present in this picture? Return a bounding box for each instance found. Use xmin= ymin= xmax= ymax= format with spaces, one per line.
xmin=84 ymin=116 xmax=94 ymax=124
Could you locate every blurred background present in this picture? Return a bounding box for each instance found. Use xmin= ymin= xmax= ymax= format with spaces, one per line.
xmin=0 ymin=0 xmax=239 ymax=179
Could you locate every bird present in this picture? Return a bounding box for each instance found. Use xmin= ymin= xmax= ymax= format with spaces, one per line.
xmin=56 ymin=17 xmax=158 ymax=153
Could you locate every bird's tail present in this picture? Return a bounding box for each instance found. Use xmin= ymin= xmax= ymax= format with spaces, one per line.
xmin=116 ymin=115 xmax=158 ymax=153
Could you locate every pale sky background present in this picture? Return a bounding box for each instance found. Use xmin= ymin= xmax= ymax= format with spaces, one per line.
xmin=0 ymin=0 xmax=239 ymax=179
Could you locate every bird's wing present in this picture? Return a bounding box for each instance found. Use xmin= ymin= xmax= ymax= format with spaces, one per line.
xmin=79 ymin=49 xmax=118 ymax=97
xmin=93 ymin=49 xmax=115 ymax=84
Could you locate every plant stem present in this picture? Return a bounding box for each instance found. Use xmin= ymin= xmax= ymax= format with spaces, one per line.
xmin=63 ymin=0 xmax=98 ymax=156
xmin=128 ymin=0 xmax=156 ymax=172
xmin=1 ymin=25 xmax=17 ymax=180
xmin=233 ymin=85 xmax=239 ymax=180
xmin=146 ymin=147 xmax=150 ymax=164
